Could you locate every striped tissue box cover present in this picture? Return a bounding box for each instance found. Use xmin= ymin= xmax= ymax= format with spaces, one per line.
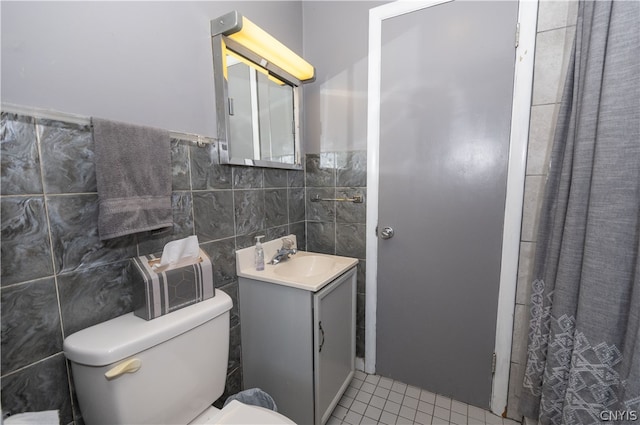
xmin=132 ymin=248 xmax=214 ymax=320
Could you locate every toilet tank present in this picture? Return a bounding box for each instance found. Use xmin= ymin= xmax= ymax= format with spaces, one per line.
xmin=64 ymin=289 xmax=232 ymax=425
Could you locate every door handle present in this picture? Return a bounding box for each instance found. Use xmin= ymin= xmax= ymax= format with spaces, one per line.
xmin=380 ymin=227 xmax=394 ymax=240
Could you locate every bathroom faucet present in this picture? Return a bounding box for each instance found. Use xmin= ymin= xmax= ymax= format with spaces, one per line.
xmin=269 ymin=238 xmax=297 ymax=265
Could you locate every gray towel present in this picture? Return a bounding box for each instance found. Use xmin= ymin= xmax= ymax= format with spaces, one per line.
xmin=92 ymin=118 xmax=172 ymax=240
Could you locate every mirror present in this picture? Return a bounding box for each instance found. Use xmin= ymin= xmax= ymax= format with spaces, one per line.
xmin=226 ymin=54 xmax=296 ymax=164
xmin=211 ymin=11 xmax=314 ymax=170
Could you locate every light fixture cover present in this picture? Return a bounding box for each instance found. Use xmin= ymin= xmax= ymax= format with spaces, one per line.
xmin=211 ymin=11 xmax=315 ymax=82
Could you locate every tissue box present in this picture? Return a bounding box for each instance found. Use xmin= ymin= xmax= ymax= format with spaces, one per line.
xmin=132 ymin=248 xmax=214 ymax=320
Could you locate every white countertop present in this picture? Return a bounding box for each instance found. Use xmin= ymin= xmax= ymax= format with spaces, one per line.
xmin=235 ymin=235 xmax=358 ymax=292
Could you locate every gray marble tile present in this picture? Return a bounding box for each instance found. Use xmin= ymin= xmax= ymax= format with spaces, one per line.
xmin=190 ymin=144 xmax=232 ymax=190
xmin=57 ymin=260 xmax=134 ymax=336
xmin=38 ymin=119 xmax=95 ymax=194
xmin=1 ymin=196 xmax=54 ymax=286
xmin=289 ymin=222 xmax=306 ymax=251
xmin=532 ymin=26 xmax=575 ymax=105
xmin=306 ymin=187 xmax=335 ymax=222
xmin=357 ymin=260 xmax=366 ymax=295
xmin=137 ymin=192 xmax=194 ymax=255
xmin=336 ymin=151 xmax=367 ymax=187
xmin=47 ymin=194 xmax=137 ymax=274
xmin=356 ymin=327 xmax=365 ymax=359
xmin=216 ymin=366 xmax=243 ymax=408
xmin=233 ymin=167 xmax=263 ymax=189
xmin=1 ymin=277 xmax=62 ymax=374
xmin=264 ymin=168 xmax=288 ymax=188
xmin=193 ymin=191 xmax=235 ymax=242
xmin=228 ymin=323 xmax=242 ymax=371
xmin=235 ymin=231 xmax=267 ymax=251
xmin=234 ymin=190 xmax=265 ymax=235
xmin=521 ymin=176 xmax=546 ymax=242
xmin=288 ymin=188 xmax=306 ymax=223
xmin=1 ymin=113 xmax=43 ymax=195
xmin=357 ymin=293 xmax=366 ymax=330
xmin=265 ymin=189 xmax=288 ymax=228
xmin=336 ymin=223 xmax=366 ymax=259
xmin=506 ymin=362 xmax=525 ymax=421
xmin=336 ymin=188 xmax=366 ymax=223
xmin=511 ymin=304 xmax=530 ymax=366
xmin=237 ymin=230 xmax=289 ymax=254
xmin=170 ymin=139 xmax=191 ymax=190
xmin=307 ymin=222 xmax=335 ymax=255
xmin=305 ymin=153 xmax=336 ymax=187
xmin=266 ymin=225 xmax=289 ymax=242
xmin=200 ymin=237 xmax=237 ymax=289
xmin=516 ymin=242 xmax=536 ymax=305
xmin=1 ymin=353 xmax=73 ymax=425
xmin=526 ymin=104 xmax=557 ymax=176
xmin=219 ymin=280 xmax=239 ymax=328
xmin=537 ymin=0 xmax=578 ymax=32
xmin=288 ymin=169 xmax=305 ymax=188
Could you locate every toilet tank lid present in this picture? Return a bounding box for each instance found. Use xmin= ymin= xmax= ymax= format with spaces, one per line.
xmin=63 ymin=290 xmax=232 ymax=366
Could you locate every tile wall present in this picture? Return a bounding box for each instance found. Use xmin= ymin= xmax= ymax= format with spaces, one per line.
xmin=0 ymin=111 xmax=306 ymax=424
xmin=506 ymin=1 xmax=578 ymax=420
xmin=305 ymin=152 xmax=367 ymax=357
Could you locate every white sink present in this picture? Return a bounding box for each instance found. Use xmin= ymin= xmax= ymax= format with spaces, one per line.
xmin=235 ymin=235 xmax=358 ymax=292
xmin=274 ymin=255 xmax=337 ymax=278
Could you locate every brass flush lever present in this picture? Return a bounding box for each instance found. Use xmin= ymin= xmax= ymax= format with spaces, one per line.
xmin=104 ymin=358 xmax=142 ymax=380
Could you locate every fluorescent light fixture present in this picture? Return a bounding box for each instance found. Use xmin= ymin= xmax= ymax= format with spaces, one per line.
xmin=226 ymin=49 xmax=286 ymax=86
xmin=211 ymin=11 xmax=315 ymax=83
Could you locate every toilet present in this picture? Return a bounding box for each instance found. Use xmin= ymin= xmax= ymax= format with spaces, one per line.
xmin=63 ymin=289 xmax=294 ymax=424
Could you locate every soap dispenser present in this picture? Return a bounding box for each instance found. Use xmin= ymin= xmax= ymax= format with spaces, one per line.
xmin=254 ymin=235 xmax=265 ymax=271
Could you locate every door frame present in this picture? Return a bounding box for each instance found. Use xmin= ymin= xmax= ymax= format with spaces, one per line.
xmin=365 ymin=0 xmax=538 ymax=414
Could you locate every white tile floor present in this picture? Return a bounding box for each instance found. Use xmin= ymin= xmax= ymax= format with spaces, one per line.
xmin=328 ymin=371 xmax=520 ymax=425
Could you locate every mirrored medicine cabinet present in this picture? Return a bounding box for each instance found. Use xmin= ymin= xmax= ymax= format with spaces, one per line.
xmin=211 ymin=11 xmax=315 ymax=170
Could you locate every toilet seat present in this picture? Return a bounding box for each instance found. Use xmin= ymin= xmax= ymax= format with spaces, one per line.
xmin=191 ymin=400 xmax=296 ymax=425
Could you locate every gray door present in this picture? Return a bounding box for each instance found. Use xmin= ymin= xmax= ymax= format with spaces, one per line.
xmin=376 ymin=1 xmax=518 ymax=408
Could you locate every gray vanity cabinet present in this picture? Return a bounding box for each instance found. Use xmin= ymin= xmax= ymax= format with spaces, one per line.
xmin=238 ymin=267 xmax=357 ymax=425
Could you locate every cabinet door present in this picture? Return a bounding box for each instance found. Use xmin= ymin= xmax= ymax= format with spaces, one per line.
xmin=313 ymin=268 xmax=356 ymax=425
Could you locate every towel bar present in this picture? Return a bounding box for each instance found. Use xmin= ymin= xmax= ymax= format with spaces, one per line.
xmin=310 ymin=194 xmax=363 ymax=203
xmin=1 ymin=103 xmax=219 ymax=146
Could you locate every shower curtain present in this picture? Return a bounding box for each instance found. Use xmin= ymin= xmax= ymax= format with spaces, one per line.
xmin=520 ymin=1 xmax=639 ymax=425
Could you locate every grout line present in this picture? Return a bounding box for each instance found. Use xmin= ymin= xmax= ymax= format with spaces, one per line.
xmin=530 ymin=101 xmax=561 ymax=108
xmin=535 ymin=23 xmax=577 ymax=36
xmin=261 ymin=169 xmax=267 ymax=237
xmin=25 ymin=191 xmax=98 ymax=197
xmin=0 ymin=352 xmax=65 ymax=379
xmin=186 ymin=138 xmax=197 ymax=242
xmin=190 ymin=188 xmax=234 ymax=193
xmin=333 ymin=154 xmax=338 ymax=255
xmin=33 ymin=118 xmax=66 ymax=343
xmin=303 ymin=157 xmax=308 ymax=252
xmin=231 ymin=185 xmax=239 ymax=251
xmin=63 ymin=354 xmax=80 ymax=424
xmin=0 ymin=193 xmax=47 ymax=199
xmin=0 ymin=275 xmax=57 ymax=290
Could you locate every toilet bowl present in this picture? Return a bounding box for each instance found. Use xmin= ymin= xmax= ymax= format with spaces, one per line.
xmin=63 ymin=290 xmax=295 ymax=424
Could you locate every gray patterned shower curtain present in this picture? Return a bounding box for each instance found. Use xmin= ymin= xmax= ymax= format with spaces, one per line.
xmin=519 ymin=1 xmax=639 ymax=424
